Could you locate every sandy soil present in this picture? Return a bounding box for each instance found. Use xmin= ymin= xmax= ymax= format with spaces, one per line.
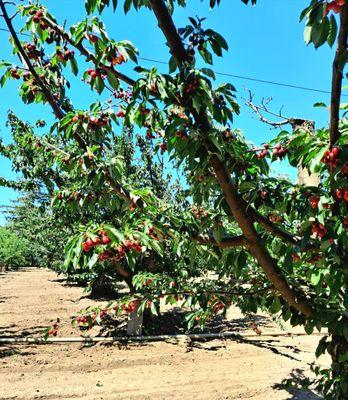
xmin=0 ymin=268 xmax=325 ymax=400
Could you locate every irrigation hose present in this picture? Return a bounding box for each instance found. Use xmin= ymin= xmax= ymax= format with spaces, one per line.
xmin=0 ymin=331 xmax=326 ymax=344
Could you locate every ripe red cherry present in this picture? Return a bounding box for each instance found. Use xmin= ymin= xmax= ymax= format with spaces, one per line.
xmin=82 ymin=242 xmax=91 ymax=252
xmin=309 ymin=196 xmax=319 ymax=209
xmin=92 ymin=237 xmax=101 ymax=246
xmin=85 ymin=237 xmax=94 ymax=247
xmin=90 ymin=70 xmax=99 ymax=78
xmin=101 ymin=235 xmax=111 ymax=244
xmin=292 ymin=253 xmax=300 ymax=263
xmin=344 ymin=189 xmax=348 ymax=203
xmin=115 ymin=110 xmax=125 ymax=118
xmin=89 ymin=34 xmax=99 ymax=43
xmin=160 ymin=143 xmax=167 ymax=152
xmin=336 ymin=189 xmax=344 ymax=200
xmin=331 ymin=147 xmax=340 ymax=156
xmin=134 ymin=244 xmax=142 ymax=253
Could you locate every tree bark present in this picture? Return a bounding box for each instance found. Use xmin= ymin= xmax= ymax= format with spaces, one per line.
xmin=329 ymin=3 xmax=348 ymax=146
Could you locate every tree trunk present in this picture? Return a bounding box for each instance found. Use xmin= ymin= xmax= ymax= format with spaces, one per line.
xmin=90 ymin=273 xmax=113 ymax=297
xmin=290 ymin=119 xmax=320 ymax=187
xmin=331 ymin=333 xmax=348 ymax=399
xmin=127 ymin=307 xmax=143 ymax=336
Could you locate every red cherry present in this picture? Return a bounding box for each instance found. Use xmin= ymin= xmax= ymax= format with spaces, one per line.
xmin=160 ymin=143 xmax=167 ymax=152
xmin=101 ymin=235 xmax=111 ymax=244
xmin=292 ymin=253 xmax=300 ymax=263
xmin=85 ymin=237 xmax=94 ymax=247
xmin=92 ymin=237 xmax=101 ymax=246
xmin=344 ymin=189 xmax=348 ymax=203
xmin=82 ymin=242 xmax=92 ymax=252
xmin=309 ymin=196 xmax=319 ymax=209
xmin=336 ymin=189 xmax=344 ymax=200
xmin=89 ymin=34 xmax=99 ymax=43
xmin=116 ymin=110 xmax=125 ymax=118
xmin=134 ymin=244 xmax=142 ymax=253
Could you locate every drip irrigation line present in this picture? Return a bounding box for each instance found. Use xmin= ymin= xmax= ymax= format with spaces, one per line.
xmin=0 ymin=331 xmax=326 ymax=344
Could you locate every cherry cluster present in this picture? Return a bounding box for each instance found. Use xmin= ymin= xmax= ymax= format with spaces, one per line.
xmin=115 ymin=109 xmax=126 ymax=118
xmin=88 ymin=34 xmax=99 ymax=44
xmin=268 ymin=213 xmax=282 ymax=223
xmin=256 ymin=144 xmax=269 ymax=159
xmin=222 ymin=128 xmax=234 ymax=142
xmin=57 ymin=49 xmax=75 ymax=62
xmin=113 ymin=88 xmax=133 ymax=101
xmin=31 ymin=9 xmax=48 ymax=30
xmin=321 ymin=146 xmax=340 ymax=168
xmin=273 ymin=143 xmax=288 ymax=159
xmin=117 ymin=239 xmax=142 ymax=258
xmin=47 ymin=321 xmax=59 ymax=336
xmin=324 ymin=0 xmax=346 ymax=17
xmin=335 ymin=188 xmax=348 ymax=203
xmin=175 ymin=130 xmax=188 ymax=141
xmin=312 ymin=222 xmax=328 ymax=239
xmin=160 ymin=142 xmax=167 ymax=153
xmin=10 ymin=68 xmax=20 ymax=80
xmin=82 ymin=230 xmax=111 ymax=252
xmin=86 ymin=67 xmax=106 ymax=79
xmin=191 ymin=205 xmax=209 ymax=219
xmin=46 ymin=28 xmax=60 ymax=44
xmin=121 ymin=300 xmax=139 ymax=313
xmin=25 ymin=43 xmax=41 ymax=60
xmin=185 ymin=77 xmax=200 ymax=95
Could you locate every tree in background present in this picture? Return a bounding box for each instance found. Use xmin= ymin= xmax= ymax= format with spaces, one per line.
xmin=0 ymin=0 xmax=347 ymax=397
xmin=0 ymin=226 xmax=31 ymax=271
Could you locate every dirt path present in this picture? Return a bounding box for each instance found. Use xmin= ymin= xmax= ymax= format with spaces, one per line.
xmin=0 ymin=268 xmax=324 ymax=400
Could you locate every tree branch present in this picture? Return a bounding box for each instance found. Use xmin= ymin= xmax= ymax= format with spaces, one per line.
xmin=329 ymin=3 xmax=348 ymax=146
xmin=148 ymin=0 xmax=313 ymax=317
xmin=0 ymin=1 xmax=64 ymax=119
xmin=149 ymin=0 xmax=189 ymax=64
xmin=192 ymin=234 xmax=246 ymax=248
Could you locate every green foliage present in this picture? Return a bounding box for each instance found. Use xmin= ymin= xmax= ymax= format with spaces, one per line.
xmin=0 ymin=227 xmax=31 ymax=270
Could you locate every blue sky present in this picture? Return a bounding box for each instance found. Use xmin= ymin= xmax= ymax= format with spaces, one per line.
xmin=0 ymin=0 xmax=337 ymax=224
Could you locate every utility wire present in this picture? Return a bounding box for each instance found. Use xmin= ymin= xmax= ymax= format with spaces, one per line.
xmin=0 ymin=26 xmax=346 ymax=97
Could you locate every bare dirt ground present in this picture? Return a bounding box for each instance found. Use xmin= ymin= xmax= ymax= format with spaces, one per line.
xmin=0 ymin=268 xmax=325 ymax=400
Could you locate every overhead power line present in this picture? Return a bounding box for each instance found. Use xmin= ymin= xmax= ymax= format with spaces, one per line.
xmin=138 ymin=56 xmax=342 ymax=96
xmin=0 ymin=26 xmax=346 ymax=97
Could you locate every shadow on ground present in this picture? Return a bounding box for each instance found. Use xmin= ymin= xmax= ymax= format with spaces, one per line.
xmin=273 ymin=368 xmax=322 ymax=399
xmin=0 ymin=324 xmax=47 ymax=337
xmin=0 ymin=344 xmax=36 ymax=359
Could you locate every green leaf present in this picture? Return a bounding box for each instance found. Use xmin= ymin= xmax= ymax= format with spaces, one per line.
xmin=69 ymin=58 xmax=79 ymax=76
xmin=106 ymin=69 xmax=119 ymax=90
xmin=124 ymin=0 xmax=132 ymax=13
xmin=327 ymin=15 xmax=338 ymax=47
xmin=310 ymin=271 xmax=321 ymax=286
xmin=201 ymin=68 xmax=216 ymax=80
xmin=168 ymin=56 xmax=177 ymax=73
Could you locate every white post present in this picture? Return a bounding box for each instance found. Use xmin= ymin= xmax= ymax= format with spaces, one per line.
xmin=127 ymin=308 xmax=143 ymax=336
